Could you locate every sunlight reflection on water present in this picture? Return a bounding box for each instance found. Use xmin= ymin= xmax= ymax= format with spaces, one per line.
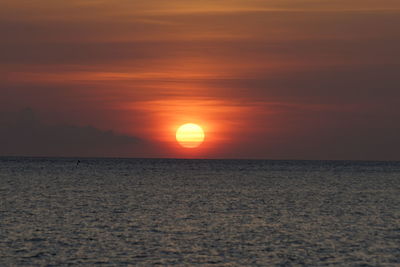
xmin=0 ymin=158 xmax=399 ymax=265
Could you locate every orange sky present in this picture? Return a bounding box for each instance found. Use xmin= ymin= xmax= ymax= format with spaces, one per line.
xmin=1 ymin=0 xmax=400 ymax=160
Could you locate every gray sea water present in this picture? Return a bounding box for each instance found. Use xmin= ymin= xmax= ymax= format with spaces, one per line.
xmin=0 ymin=158 xmax=399 ymax=266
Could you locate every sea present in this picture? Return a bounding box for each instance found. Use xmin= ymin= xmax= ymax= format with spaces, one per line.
xmin=0 ymin=157 xmax=399 ymax=266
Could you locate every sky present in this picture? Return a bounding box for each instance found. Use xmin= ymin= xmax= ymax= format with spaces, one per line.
xmin=1 ymin=0 xmax=400 ymax=160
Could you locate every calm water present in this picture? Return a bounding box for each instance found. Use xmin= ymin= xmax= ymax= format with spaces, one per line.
xmin=0 ymin=158 xmax=399 ymax=266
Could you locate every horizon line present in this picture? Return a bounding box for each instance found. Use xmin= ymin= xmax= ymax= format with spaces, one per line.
xmin=0 ymin=155 xmax=399 ymax=163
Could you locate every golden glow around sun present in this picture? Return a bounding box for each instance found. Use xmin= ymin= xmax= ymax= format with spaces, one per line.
xmin=176 ymin=123 xmax=205 ymax=148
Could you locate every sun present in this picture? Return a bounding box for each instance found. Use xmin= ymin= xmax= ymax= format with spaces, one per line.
xmin=176 ymin=123 xmax=205 ymax=148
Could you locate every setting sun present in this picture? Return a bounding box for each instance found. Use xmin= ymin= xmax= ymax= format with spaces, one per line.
xmin=176 ymin=123 xmax=205 ymax=148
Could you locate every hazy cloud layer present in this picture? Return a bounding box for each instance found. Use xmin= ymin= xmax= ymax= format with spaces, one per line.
xmin=0 ymin=109 xmax=151 ymax=158
xmin=1 ymin=0 xmax=399 ymax=160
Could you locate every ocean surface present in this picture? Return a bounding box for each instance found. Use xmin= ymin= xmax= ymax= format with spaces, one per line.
xmin=0 ymin=158 xmax=399 ymax=266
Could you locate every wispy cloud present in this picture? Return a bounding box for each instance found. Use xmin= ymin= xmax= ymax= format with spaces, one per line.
xmin=1 ymin=0 xmax=399 ymax=159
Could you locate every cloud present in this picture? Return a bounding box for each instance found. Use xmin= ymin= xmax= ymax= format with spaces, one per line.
xmin=0 ymin=0 xmax=399 ymax=160
xmin=0 ymin=108 xmax=148 ymax=157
